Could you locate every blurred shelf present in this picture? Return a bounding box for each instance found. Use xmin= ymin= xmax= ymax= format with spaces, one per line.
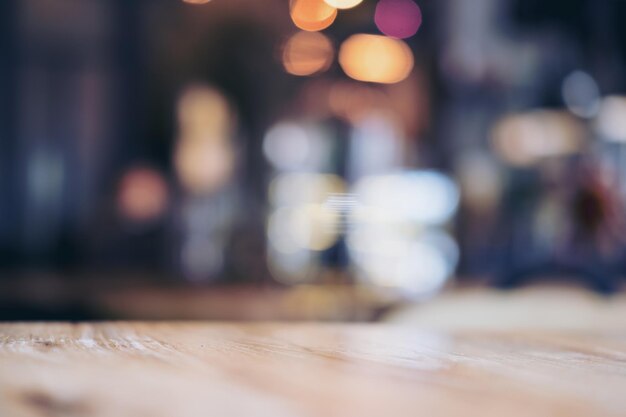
xmin=0 ymin=273 xmax=398 ymax=321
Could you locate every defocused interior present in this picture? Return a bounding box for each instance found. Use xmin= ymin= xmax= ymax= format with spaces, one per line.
xmin=2 ymin=0 xmax=626 ymax=324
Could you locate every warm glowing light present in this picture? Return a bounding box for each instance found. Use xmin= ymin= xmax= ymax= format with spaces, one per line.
xmin=118 ymin=167 xmax=169 ymax=221
xmin=177 ymin=86 xmax=231 ymax=139
xmin=375 ymin=0 xmax=422 ymax=39
xmin=324 ymin=0 xmax=363 ymax=10
xmin=182 ymin=0 xmax=211 ymax=4
xmin=339 ymin=34 xmax=414 ymax=84
xmin=290 ymin=0 xmax=337 ymax=32
xmin=175 ymin=85 xmax=235 ymax=194
xmin=596 ymin=96 xmax=626 ymax=143
xmin=175 ymin=139 xmax=235 ymax=195
xmin=282 ymin=31 xmax=334 ymax=76
xmin=491 ymin=110 xmax=584 ymax=167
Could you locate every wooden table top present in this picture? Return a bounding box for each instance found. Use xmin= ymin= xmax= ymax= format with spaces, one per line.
xmin=1 ymin=323 xmax=625 ymax=417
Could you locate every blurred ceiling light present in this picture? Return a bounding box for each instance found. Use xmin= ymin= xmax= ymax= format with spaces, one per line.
xmin=562 ymin=71 xmax=601 ymax=118
xmin=282 ymin=31 xmax=334 ymax=76
xmin=182 ymin=0 xmax=211 ymax=4
xmin=324 ymin=0 xmax=363 ymax=9
xmin=491 ymin=110 xmax=584 ymax=167
xmin=339 ymin=34 xmax=414 ymax=84
xmin=596 ymin=96 xmax=626 ymax=143
xmin=118 ymin=167 xmax=169 ymax=222
xmin=353 ymin=171 xmax=459 ymax=226
xmin=270 ymin=173 xmax=346 ymax=207
xmin=374 ymin=0 xmax=422 ymax=39
xmin=264 ymin=122 xmax=311 ymax=171
xmin=290 ymin=0 xmax=337 ymax=32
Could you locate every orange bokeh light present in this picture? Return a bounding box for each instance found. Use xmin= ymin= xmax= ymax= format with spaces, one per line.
xmin=339 ymin=34 xmax=414 ymax=84
xmin=290 ymin=0 xmax=337 ymax=32
xmin=282 ymin=31 xmax=334 ymax=76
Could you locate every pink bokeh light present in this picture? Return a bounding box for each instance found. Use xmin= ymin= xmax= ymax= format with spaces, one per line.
xmin=375 ymin=0 xmax=422 ymax=39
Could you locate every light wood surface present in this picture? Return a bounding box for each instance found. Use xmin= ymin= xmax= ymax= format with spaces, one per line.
xmin=1 ymin=323 xmax=625 ymax=417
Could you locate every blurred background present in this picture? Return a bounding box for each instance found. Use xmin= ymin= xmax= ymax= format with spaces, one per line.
xmin=2 ymin=0 xmax=626 ymax=323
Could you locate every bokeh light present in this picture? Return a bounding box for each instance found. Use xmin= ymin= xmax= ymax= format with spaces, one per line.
xmin=596 ymin=96 xmax=626 ymax=143
xmin=177 ymin=85 xmax=231 ymax=139
xmin=455 ymin=152 xmax=502 ymax=212
xmin=269 ymin=173 xmax=346 ymax=207
xmin=118 ymin=167 xmax=169 ymax=222
xmin=267 ymin=173 xmax=347 ymax=284
xmin=323 ymin=0 xmax=364 ymax=10
xmin=349 ymin=112 xmax=404 ymax=178
xmin=348 ymin=226 xmax=458 ymax=297
xmin=268 ymin=204 xmax=340 ymax=252
xmin=353 ymin=171 xmax=460 ymax=226
xmin=267 ymin=246 xmax=318 ymax=284
xmin=347 ymin=171 xmax=460 ymax=297
xmin=374 ymin=0 xmax=423 ymax=39
xmin=290 ymin=0 xmax=338 ymax=32
xmin=175 ymin=139 xmax=235 ymax=195
xmin=175 ymin=85 xmax=235 ymax=194
xmin=182 ymin=0 xmax=211 ymax=4
xmin=282 ymin=31 xmax=334 ymax=76
xmin=339 ymin=34 xmax=414 ymax=84
xmin=264 ymin=122 xmax=310 ymax=171
xmin=491 ymin=110 xmax=584 ymax=167
xmin=562 ymin=71 xmax=601 ymax=119
xmin=263 ymin=121 xmax=332 ymax=172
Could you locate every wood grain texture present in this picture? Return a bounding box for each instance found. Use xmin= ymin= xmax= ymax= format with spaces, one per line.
xmin=0 ymin=323 xmax=625 ymax=417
